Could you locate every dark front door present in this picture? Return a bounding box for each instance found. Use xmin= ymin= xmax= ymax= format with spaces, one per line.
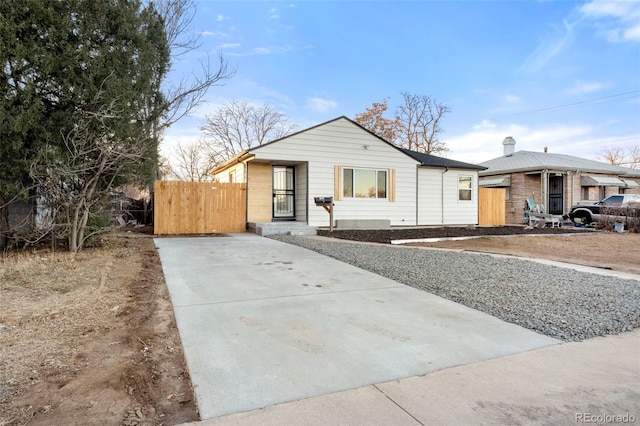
xmin=548 ymin=175 xmax=564 ymax=215
xmin=273 ymin=166 xmax=295 ymax=219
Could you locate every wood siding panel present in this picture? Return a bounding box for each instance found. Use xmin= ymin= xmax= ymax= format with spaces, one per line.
xmin=247 ymin=162 xmax=272 ymax=222
xmin=154 ymin=181 xmax=246 ymax=234
xmin=478 ymin=187 xmax=506 ymax=226
xmin=251 ymin=118 xmax=419 ymax=226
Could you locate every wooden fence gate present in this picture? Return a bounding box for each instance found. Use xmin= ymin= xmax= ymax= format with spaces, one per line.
xmin=478 ymin=187 xmax=506 ymax=226
xmin=154 ymin=181 xmax=247 ymax=235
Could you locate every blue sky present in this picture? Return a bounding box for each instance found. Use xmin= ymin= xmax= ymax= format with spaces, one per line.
xmin=162 ymin=0 xmax=640 ymax=165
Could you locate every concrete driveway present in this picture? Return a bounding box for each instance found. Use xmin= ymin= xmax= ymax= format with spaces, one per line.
xmin=155 ymin=233 xmax=559 ymax=420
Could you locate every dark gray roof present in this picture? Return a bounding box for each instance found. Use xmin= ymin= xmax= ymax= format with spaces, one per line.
xmin=479 ymin=150 xmax=640 ymax=177
xmin=401 ymin=148 xmax=487 ymax=170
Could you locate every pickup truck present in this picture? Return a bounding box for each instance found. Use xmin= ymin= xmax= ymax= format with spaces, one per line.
xmin=568 ymin=194 xmax=640 ymax=225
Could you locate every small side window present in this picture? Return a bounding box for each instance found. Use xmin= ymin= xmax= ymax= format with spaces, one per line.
xmin=458 ymin=176 xmax=472 ymax=201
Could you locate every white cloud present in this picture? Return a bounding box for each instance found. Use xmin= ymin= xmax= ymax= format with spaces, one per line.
xmin=201 ymin=30 xmax=232 ymax=39
xmin=305 ymin=97 xmax=338 ymax=113
xmin=580 ymin=0 xmax=640 ymax=42
xmin=160 ymin=124 xmax=203 ymax=162
xmin=229 ymin=45 xmax=292 ymax=56
xmin=473 ymin=119 xmax=497 ymax=131
xmin=270 ymin=8 xmax=280 ymax=19
xmin=444 ymin=122 xmax=595 ymax=163
xmin=521 ymin=19 xmax=576 ymax=73
xmin=216 ymin=14 xmax=228 ymax=22
xmin=503 ymin=94 xmax=521 ymax=104
xmin=252 ymin=47 xmax=272 ymax=55
xmin=217 ymin=42 xmax=241 ymax=50
xmin=565 ymin=81 xmax=612 ymax=95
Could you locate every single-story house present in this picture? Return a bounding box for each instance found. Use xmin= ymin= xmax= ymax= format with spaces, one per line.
xmin=209 ymin=116 xmax=486 ymax=229
xmin=479 ymin=136 xmax=640 ymax=224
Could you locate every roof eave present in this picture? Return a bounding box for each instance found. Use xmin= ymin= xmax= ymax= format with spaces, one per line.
xmin=208 ymin=151 xmax=255 ymax=175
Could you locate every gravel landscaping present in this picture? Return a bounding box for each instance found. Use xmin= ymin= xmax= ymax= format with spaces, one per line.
xmin=270 ymin=235 xmax=640 ymax=342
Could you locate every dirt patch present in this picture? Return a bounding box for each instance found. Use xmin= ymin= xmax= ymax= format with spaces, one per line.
xmin=0 ymin=228 xmax=198 ymax=426
xmin=318 ymin=226 xmax=640 ymax=276
xmin=411 ymin=233 xmax=640 ymax=275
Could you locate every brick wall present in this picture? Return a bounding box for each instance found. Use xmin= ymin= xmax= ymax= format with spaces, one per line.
xmin=505 ymin=172 xmax=542 ymax=224
xmin=489 ymin=171 xmax=639 ymax=224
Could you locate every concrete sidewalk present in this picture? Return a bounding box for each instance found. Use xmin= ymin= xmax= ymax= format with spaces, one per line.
xmin=189 ymin=329 xmax=640 ymax=425
xmin=155 ymin=233 xmax=567 ymax=421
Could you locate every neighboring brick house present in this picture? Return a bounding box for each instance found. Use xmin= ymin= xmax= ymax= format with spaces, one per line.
xmin=479 ymin=137 xmax=640 ymax=224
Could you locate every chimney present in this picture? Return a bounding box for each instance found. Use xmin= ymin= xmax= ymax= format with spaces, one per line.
xmin=503 ymin=136 xmax=516 ymax=156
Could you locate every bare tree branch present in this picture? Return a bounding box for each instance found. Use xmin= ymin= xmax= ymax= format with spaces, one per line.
xmin=199 ymin=100 xmax=297 ymax=165
xmin=396 ymin=92 xmax=450 ymax=155
xmin=170 ymin=139 xmax=216 ymax=181
xmin=601 ymin=145 xmax=640 ymax=169
xmin=30 ymin=97 xmax=147 ymax=252
xmin=163 ymin=53 xmax=235 ymax=127
xmin=154 ymin=0 xmax=236 ymax=129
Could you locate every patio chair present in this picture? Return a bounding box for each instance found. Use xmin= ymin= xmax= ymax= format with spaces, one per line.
xmin=525 ymin=198 xmax=545 ymax=227
xmin=526 ymin=198 xmax=543 ymax=214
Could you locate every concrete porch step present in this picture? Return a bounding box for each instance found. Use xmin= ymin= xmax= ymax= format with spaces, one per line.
xmin=248 ymin=222 xmax=318 ymax=236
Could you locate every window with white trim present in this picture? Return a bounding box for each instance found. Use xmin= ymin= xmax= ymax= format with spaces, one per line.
xmin=343 ymin=168 xmax=387 ymax=198
xmin=458 ymin=176 xmax=472 ymax=201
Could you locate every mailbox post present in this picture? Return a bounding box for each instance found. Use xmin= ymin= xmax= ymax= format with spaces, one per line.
xmin=314 ymin=197 xmax=334 ymax=232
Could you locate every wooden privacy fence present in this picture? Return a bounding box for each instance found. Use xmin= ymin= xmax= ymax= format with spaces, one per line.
xmin=154 ymin=181 xmax=247 ymax=235
xmin=478 ymin=187 xmax=506 ymax=226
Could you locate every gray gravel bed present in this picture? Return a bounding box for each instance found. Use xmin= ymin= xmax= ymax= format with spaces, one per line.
xmin=270 ymin=235 xmax=640 ymax=342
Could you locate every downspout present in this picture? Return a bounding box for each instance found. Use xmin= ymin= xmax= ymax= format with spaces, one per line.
xmin=305 ymin=162 xmax=309 ymax=225
xmin=542 ymin=169 xmax=548 ymax=213
xmin=415 ymin=166 xmax=419 ymax=226
xmin=441 ymin=167 xmax=448 ymax=224
xmin=244 ymin=162 xmax=249 ymax=228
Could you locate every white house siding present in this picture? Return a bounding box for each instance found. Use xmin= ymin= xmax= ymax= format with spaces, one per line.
xmin=214 ymin=162 xmax=245 ymax=183
xmin=250 ymin=118 xmax=419 ymax=226
xmin=417 ymin=168 xmax=479 ymax=225
xmin=416 ymin=168 xmax=443 ymax=225
xmin=295 ymin=162 xmax=308 ymax=222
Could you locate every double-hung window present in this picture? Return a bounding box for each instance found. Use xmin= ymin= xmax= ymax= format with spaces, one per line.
xmin=458 ymin=176 xmax=472 ymax=201
xmin=343 ymin=168 xmax=387 ymax=198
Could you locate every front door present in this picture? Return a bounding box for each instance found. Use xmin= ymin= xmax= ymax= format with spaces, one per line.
xmin=273 ymin=166 xmax=295 ymax=219
xmin=548 ymin=175 xmax=564 ymax=215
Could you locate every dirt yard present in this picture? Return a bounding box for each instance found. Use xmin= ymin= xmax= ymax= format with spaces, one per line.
xmin=0 ymin=229 xmax=198 ymax=426
xmin=412 ymin=233 xmax=640 ymax=275
xmin=1 ymin=226 xmax=638 ymax=426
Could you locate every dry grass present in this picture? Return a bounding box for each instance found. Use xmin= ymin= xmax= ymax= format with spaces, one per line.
xmin=0 ymin=230 xmax=198 ymax=425
xmin=0 ymin=240 xmax=140 ymax=413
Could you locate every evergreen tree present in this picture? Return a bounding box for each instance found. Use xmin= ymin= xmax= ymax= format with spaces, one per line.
xmin=0 ymin=0 xmax=170 ymax=250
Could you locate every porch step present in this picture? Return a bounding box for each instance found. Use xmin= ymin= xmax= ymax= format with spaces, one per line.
xmin=248 ymin=222 xmax=318 ymax=236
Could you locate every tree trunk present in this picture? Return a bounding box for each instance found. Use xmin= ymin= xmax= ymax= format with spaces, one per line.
xmin=0 ymin=197 xmax=9 ymax=250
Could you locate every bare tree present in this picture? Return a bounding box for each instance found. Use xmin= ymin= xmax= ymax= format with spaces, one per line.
xmin=354 ymin=98 xmax=401 ymax=143
xmin=30 ymin=100 xmax=147 ymax=253
xmin=200 ymin=100 xmax=297 ymax=164
xmin=354 ymin=92 xmax=451 ymax=155
xmin=155 ymin=0 xmax=236 ymax=129
xmin=397 ymin=92 xmax=450 ymax=155
xmin=169 ymin=139 xmax=216 ymax=181
xmin=601 ymin=145 xmax=639 ymax=169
